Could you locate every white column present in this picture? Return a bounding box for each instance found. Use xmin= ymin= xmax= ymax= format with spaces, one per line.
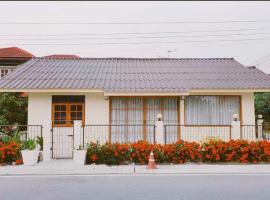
xmin=74 ymin=120 xmax=82 ymax=150
xmin=155 ymin=120 xmax=164 ymax=144
xmin=43 ymin=121 xmax=52 ymax=162
xmin=155 ymin=113 xmax=164 ymax=144
xmin=180 ymin=98 xmax=185 ymax=125
xmin=231 ymin=114 xmax=241 ymax=140
xmin=257 ymin=115 xmax=264 ymax=140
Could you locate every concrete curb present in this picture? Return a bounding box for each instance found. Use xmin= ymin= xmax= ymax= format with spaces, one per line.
xmin=1 ymin=161 xmax=270 ymax=176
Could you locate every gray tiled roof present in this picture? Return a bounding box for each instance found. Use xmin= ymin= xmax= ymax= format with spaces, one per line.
xmin=0 ymin=57 xmax=269 ymax=92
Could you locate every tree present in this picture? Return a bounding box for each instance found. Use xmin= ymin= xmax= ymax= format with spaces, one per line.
xmin=0 ymin=93 xmax=27 ymax=125
xmin=255 ymin=93 xmax=270 ymax=121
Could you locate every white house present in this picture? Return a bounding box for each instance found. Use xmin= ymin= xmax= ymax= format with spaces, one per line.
xmin=0 ymin=57 xmax=269 ymax=160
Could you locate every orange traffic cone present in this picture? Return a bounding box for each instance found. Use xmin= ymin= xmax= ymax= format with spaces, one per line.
xmin=147 ymin=150 xmax=157 ymax=169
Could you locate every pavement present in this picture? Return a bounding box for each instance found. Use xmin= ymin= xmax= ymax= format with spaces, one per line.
xmin=1 ymin=175 xmax=270 ymax=200
xmin=1 ymin=160 xmax=270 ymax=175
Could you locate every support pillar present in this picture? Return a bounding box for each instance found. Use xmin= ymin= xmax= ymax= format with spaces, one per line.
xmin=231 ymin=114 xmax=241 ymax=140
xmin=74 ymin=120 xmax=82 ymax=150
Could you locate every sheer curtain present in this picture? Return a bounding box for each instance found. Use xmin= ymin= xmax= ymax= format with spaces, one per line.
xmin=185 ymin=96 xmax=240 ymax=125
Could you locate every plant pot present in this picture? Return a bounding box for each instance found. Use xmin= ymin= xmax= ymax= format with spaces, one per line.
xmin=38 ymin=151 xmax=43 ymax=162
xmin=74 ymin=149 xmax=87 ymax=165
xmin=21 ymin=150 xmax=39 ymax=166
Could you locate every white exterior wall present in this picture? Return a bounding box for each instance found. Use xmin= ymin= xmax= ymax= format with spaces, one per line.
xmin=28 ymin=92 xmax=109 ymax=160
xmin=27 ymin=91 xmax=256 ymax=159
xmin=28 ymin=93 xmax=52 ymax=161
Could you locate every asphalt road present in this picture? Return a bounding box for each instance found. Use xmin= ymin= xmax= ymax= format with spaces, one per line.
xmin=0 ymin=174 xmax=269 ymax=200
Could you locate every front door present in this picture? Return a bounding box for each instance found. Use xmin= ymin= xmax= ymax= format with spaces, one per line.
xmin=51 ymin=96 xmax=85 ymax=159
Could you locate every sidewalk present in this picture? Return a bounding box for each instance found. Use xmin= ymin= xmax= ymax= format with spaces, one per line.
xmin=1 ymin=160 xmax=270 ymax=175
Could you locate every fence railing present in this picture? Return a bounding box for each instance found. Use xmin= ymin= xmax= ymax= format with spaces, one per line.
xmin=263 ymin=122 xmax=270 ymax=140
xmin=240 ymin=125 xmax=262 ymax=141
xmin=164 ymin=125 xmax=232 ymax=144
xmin=0 ymin=124 xmax=43 ymax=141
xmin=82 ymin=124 xmax=156 ymax=147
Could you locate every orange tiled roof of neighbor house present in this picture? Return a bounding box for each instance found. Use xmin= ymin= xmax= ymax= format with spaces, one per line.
xmin=44 ymin=54 xmax=80 ymax=58
xmin=0 ymin=47 xmax=34 ymax=58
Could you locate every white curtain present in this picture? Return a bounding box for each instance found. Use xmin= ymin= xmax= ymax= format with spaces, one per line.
xmin=185 ymin=96 xmax=240 ymax=125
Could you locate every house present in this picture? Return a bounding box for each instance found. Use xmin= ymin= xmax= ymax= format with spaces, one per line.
xmin=44 ymin=54 xmax=80 ymax=58
xmin=0 ymin=57 xmax=269 ymax=160
xmin=0 ymin=47 xmax=34 ymax=79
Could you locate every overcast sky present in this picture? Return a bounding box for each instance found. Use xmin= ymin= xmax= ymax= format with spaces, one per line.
xmin=1 ymin=1 xmax=270 ymax=73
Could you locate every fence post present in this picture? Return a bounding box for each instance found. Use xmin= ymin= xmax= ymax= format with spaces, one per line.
xmin=257 ymin=115 xmax=264 ymax=140
xmin=74 ymin=120 xmax=82 ymax=150
xmin=231 ymin=114 xmax=241 ymax=140
xmin=43 ymin=121 xmax=52 ymax=162
xmin=155 ymin=114 xmax=164 ymax=144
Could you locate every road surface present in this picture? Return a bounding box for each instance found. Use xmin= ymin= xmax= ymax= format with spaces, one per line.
xmin=0 ymin=174 xmax=269 ymax=200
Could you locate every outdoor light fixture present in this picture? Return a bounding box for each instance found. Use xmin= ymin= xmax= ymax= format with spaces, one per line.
xmin=180 ymin=96 xmax=186 ymax=100
xmin=232 ymin=114 xmax=239 ymax=121
xmin=104 ymin=96 xmax=109 ymax=100
xmin=157 ymin=113 xmax=162 ymax=121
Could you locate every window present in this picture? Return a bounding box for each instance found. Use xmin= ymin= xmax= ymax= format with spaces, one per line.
xmin=185 ymin=96 xmax=241 ymax=125
xmin=0 ymin=68 xmax=12 ymax=79
xmin=52 ymin=96 xmax=85 ymax=127
xmin=110 ymin=97 xmax=179 ymax=143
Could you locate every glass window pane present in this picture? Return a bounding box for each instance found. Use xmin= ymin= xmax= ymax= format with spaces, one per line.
xmin=77 ymin=112 xmax=82 ymax=119
xmin=60 ymin=112 xmax=66 ymax=118
xmin=55 ymin=106 xmax=60 ymax=111
xmin=71 ymin=105 xmax=76 ymax=111
xmin=71 ymin=112 xmax=76 ymax=118
xmin=54 ymin=112 xmax=60 ymax=118
xmin=186 ymin=96 xmax=240 ymax=125
xmin=61 ymin=105 xmax=66 ymax=111
xmin=77 ymin=105 xmax=82 ymax=111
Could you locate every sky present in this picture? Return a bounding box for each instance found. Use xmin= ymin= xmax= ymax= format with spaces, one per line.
xmin=1 ymin=1 xmax=270 ymax=73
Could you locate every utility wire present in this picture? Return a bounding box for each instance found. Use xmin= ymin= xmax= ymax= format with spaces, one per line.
xmin=250 ymin=54 xmax=270 ymax=65
xmin=255 ymin=58 xmax=270 ymax=66
xmin=1 ymin=19 xmax=270 ymax=25
xmin=1 ymin=27 xmax=270 ymax=37
xmin=2 ymin=37 xmax=270 ymax=46
xmin=2 ymin=32 xmax=270 ymax=41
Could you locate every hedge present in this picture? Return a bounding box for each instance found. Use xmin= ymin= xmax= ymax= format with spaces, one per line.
xmin=86 ymin=140 xmax=270 ymax=165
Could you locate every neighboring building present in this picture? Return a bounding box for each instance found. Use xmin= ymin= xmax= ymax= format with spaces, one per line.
xmin=0 ymin=47 xmax=34 ymax=79
xmin=0 ymin=57 xmax=269 ymax=159
xmin=44 ymin=54 xmax=80 ymax=58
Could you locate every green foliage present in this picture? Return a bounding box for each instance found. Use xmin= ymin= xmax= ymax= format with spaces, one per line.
xmin=21 ymin=138 xmax=37 ymax=150
xmin=0 ymin=130 xmax=22 ymax=144
xmin=255 ymin=93 xmax=270 ymax=121
xmin=0 ymin=93 xmax=27 ymax=125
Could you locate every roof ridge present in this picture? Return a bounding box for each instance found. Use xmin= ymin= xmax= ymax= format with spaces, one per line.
xmin=31 ymin=57 xmax=234 ymax=60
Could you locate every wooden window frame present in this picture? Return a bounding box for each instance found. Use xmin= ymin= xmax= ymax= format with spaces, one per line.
xmin=184 ymin=95 xmax=242 ymax=126
xmin=52 ymin=102 xmax=85 ymax=127
xmin=109 ymin=96 xmax=180 ymax=141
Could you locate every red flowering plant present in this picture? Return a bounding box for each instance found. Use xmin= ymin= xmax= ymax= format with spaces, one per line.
xmin=0 ymin=141 xmax=21 ymax=165
xmin=86 ymin=142 xmax=103 ymax=164
xmin=102 ymin=143 xmax=131 ymax=165
xmin=85 ymin=140 xmax=270 ymax=165
xmin=130 ymin=141 xmax=153 ymax=164
xmin=201 ymin=140 xmax=228 ymax=163
xmin=86 ymin=142 xmax=131 ymax=165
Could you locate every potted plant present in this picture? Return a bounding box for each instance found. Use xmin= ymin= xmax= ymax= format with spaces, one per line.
xmin=36 ymin=136 xmax=43 ymax=162
xmin=74 ymin=145 xmax=87 ymax=165
xmin=21 ymin=138 xmax=39 ymax=166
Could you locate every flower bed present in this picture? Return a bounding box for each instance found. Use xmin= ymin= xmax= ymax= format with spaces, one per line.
xmin=0 ymin=141 xmax=22 ymax=165
xmin=86 ymin=140 xmax=270 ymax=165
